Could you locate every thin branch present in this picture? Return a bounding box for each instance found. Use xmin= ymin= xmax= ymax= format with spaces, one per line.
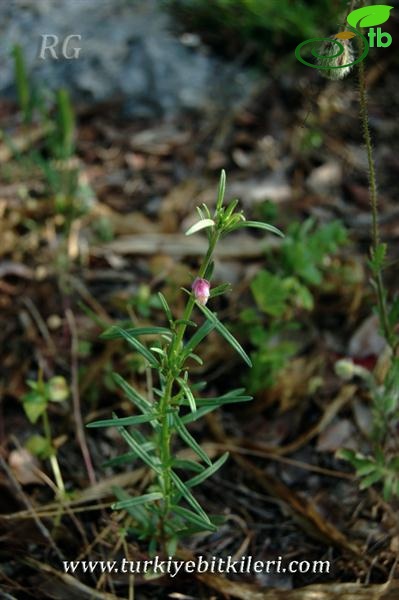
xmin=66 ymin=308 xmax=97 ymax=486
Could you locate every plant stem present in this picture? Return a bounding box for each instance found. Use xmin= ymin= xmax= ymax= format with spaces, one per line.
xmin=157 ymin=229 xmax=220 ymax=544
xmin=358 ymin=52 xmax=392 ymax=347
xmin=172 ymin=231 xmax=219 ymax=354
xmin=42 ymin=410 xmax=65 ymax=496
xmin=159 ymin=374 xmax=173 ymax=507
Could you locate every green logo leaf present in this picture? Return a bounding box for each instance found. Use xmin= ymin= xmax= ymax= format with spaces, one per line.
xmin=347 ymin=5 xmax=393 ymax=28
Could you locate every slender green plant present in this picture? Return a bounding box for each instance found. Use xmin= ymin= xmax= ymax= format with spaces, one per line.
xmin=320 ymin=2 xmax=399 ymax=497
xmin=87 ymin=171 xmax=283 ymax=553
xmin=12 ymin=45 xmax=32 ymax=124
xmin=22 ymin=374 xmax=69 ymax=497
xmin=9 ymin=47 xmax=80 ymax=208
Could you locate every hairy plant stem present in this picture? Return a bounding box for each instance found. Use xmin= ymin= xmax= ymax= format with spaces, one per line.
xmin=157 ymin=230 xmax=220 ymax=544
xmin=358 ymin=53 xmax=392 ymax=348
xmin=42 ymin=410 xmax=65 ymax=496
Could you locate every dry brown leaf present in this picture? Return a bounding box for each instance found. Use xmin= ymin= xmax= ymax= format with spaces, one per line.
xmin=8 ymin=448 xmax=43 ymax=486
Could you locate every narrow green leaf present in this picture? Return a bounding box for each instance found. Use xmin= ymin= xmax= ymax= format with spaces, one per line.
xmin=216 ymin=169 xmax=226 ymax=211
xmin=197 ymin=304 xmax=252 ymax=367
xmin=112 ymin=486 xmax=150 ymax=524
xmin=174 ymin=388 xmax=253 ymax=411
xmin=186 ymin=452 xmax=229 ymax=488
xmin=224 ymin=198 xmax=239 ymax=219
xmin=101 ymin=326 xmax=172 ymax=340
xmin=336 ymin=448 xmax=356 ymax=462
xmin=200 ymin=203 xmax=212 ymax=219
xmin=196 ymin=206 xmax=205 ymax=220
xmin=170 ymin=471 xmax=210 ymax=522
xmin=181 ymin=405 xmax=218 ymax=424
xmin=174 ymin=414 xmax=212 ymax=466
xmin=87 ymin=413 xmax=158 ymax=428
xmin=187 ymin=352 xmax=203 ymax=366
xmin=359 ymin=470 xmax=384 ymax=489
xmin=56 ymin=88 xmax=75 ymax=158
xmin=193 ymin=393 xmax=253 ymax=406
xmin=172 ymin=459 xmax=205 ymax=473
xmin=356 ymin=462 xmax=378 ymax=477
xmin=158 ymin=292 xmax=173 ymax=324
xmin=116 ymin=416 xmax=161 ymax=474
xmin=175 ymin=319 xmax=197 ymax=328
xmin=185 ymin=219 xmax=215 ymax=236
xmin=177 ymin=377 xmax=196 ymax=413
xmin=383 ymin=475 xmax=396 ymax=500
xmin=183 ymin=319 xmax=215 ymax=358
xmin=209 ymin=283 xmax=232 ymax=298
xmin=103 ymin=446 xmax=155 ymax=467
xmin=173 ymin=505 xmax=217 ymax=532
xmin=116 ymin=328 xmax=159 ymax=368
xmin=112 ymin=373 xmax=152 ymax=414
xmin=150 ymin=347 xmax=166 ymax=358
xmin=112 ymin=492 xmax=162 ymax=510
xmin=235 ymin=220 xmax=284 ymax=237
xmin=203 ymin=260 xmax=214 ymax=281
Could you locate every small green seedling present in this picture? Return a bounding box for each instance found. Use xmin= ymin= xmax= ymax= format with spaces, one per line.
xmin=22 ymin=374 xmax=69 ymax=496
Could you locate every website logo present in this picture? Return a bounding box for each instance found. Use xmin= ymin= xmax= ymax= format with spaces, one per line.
xmin=295 ymin=5 xmax=393 ymax=72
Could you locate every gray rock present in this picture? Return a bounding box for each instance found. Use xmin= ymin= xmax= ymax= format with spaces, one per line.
xmin=1 ymin=0 xmax=253 ymax=117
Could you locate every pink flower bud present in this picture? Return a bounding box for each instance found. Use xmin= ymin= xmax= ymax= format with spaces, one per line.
xmin=192 ymin=277 xmax=210 ymax=305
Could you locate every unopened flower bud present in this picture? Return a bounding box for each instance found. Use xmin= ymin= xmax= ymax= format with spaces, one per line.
xmin=317 ymin=37 xmax=354 ymax=80
xmin=47 ymin=376 xmax=69 ymax=402
xmin=192 ymin=277 xmax=210 ymax=305
xmin=335 ymin=358 xmax=356 ymax=380
xmin=334 ymin=358 xmax=370 ymax=381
